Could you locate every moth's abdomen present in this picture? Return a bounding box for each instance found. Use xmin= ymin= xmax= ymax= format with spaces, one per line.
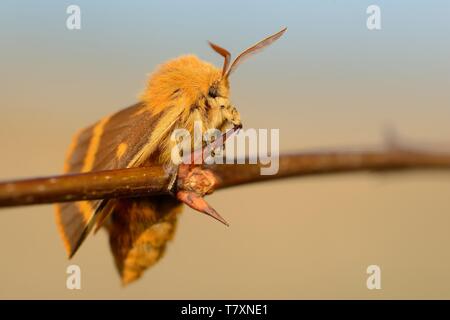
xmin=107 ymin=196 xmax=181 ymax=285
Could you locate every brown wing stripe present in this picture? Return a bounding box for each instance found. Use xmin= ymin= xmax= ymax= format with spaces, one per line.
xmin=74 ymin=116 xmax=111 ymax=224
xmin=64 ymin=126 xmax=94 ymax=173
xmin=55 ymin=115 xmax=111 ymax=256
xmin=56 ymin=125 xmax=94 ymax=256
xmin=82 ymin=116 xmax=111 ymax=172
xmin=55 ymin=202 xmax=89 ymax=256
xmin=55 ymin=204 xmax=72 ymax=255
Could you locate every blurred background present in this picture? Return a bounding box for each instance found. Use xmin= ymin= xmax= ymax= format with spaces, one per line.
xmin=0 ymin=0 xmax=450 ymax=299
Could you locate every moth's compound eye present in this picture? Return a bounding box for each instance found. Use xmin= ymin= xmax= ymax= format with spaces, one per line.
xmin=208 ymin=86 xmax=218 ymax=98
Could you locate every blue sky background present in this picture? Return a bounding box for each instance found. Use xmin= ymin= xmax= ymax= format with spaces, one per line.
xmin=0 ymin=1 xmax=450 ymax=299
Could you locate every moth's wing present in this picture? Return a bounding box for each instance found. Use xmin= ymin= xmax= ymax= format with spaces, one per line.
xmin=107 ymin=196 xmax=181 ymax=285
xmin=55 ymin=102 xmax=166 ymax=258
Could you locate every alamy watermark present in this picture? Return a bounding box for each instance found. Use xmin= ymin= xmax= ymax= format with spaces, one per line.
xmin=66 ymin=5 xmax=81 ymax=30
xmin=366 ymin=264 xmax=382 ymax=290
xmin=170 ymin=121 xmax=280 ymax=175
xmin=66 ymin=264 xmax=81 ymax=290
xmin=367 ymin=5 xmax=381 ymax=30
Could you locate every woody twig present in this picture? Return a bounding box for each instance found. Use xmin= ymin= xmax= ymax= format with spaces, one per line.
xmin=1 ymin=143 xmax=450 ymax=208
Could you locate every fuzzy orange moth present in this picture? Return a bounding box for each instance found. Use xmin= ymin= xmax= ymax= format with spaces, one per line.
xmin=55 ymin=28 xmax=287 ymax=285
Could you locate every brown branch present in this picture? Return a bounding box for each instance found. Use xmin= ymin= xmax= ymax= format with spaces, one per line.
xmin=1 ymin=145 xmax=450 ymax=208
xmin=210 ymin=149 xmax=450 ymax=189
xmin=0 ymin=166 xmax=174 ymax=207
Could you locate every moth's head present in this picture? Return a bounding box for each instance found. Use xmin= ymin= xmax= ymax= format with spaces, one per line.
xmin=141 ymin=28 xmax=287 ymax=133
xmin=201 ymin=27 xmax=287 ymax=131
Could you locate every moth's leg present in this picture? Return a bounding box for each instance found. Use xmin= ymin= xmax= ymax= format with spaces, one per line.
xmin=165 ymin=163 xmax=180 ymax=195
xmin=177 ymin=190 xmax=228 ymax=226
xmin=183 ymin=125 xmax=241 ymax=166
xmin=172 ymin=125 xmax=241 ymax=226
xmin=176 ymin=165 xmax=228 ymax=226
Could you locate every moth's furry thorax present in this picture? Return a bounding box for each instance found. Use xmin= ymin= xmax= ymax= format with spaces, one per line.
xmin=140 ymin=55 xmax=229 ymax=115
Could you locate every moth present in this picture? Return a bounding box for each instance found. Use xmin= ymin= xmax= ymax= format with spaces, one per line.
xmin=55 ymin=28 xmax=287 ymax=285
